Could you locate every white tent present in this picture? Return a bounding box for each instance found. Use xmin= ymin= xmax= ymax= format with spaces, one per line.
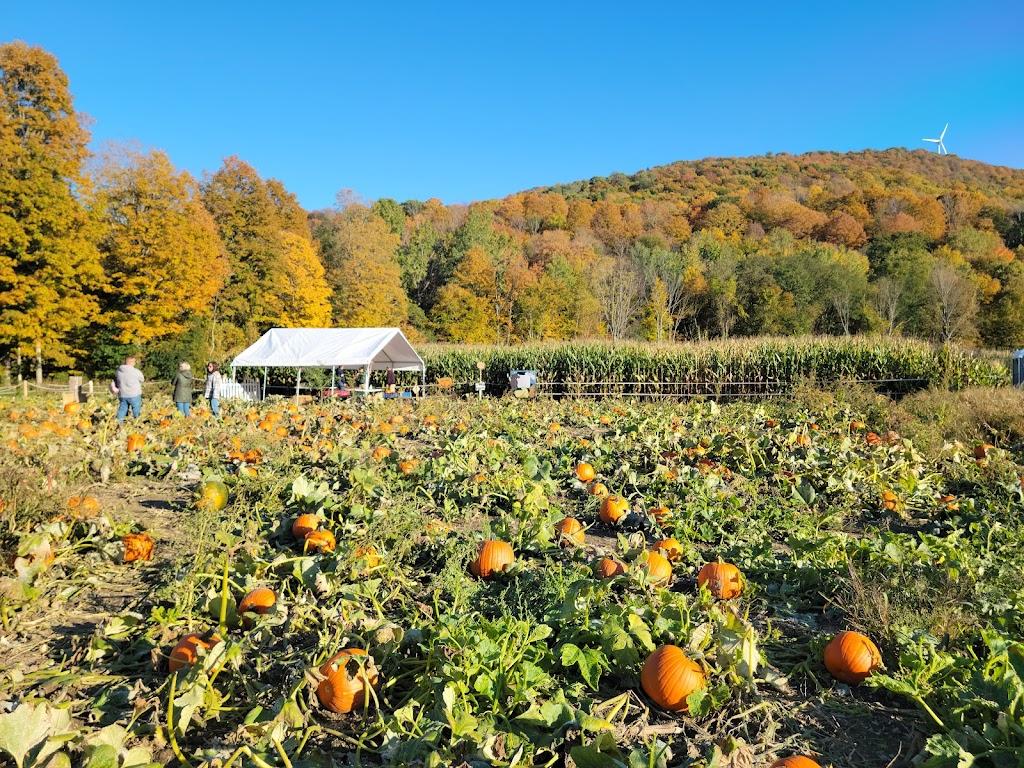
xmin=230 ymin=327 xmax=425 ymax=399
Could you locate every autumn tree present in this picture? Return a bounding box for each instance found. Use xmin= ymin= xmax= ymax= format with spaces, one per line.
xmin=430 ymin=246 xmax=499 ymax=342
xmin=316 ymin=205 xmax=407 ymax=327
xmin=0 ymin=41 xmax=103 ymax=381
xmin=93 ymin=145 xmax=227 ymax=346
xmin=201 ymin=157 xmax=329 ymax=349
xmin=928 ymin=263 xmax=978 ymax=343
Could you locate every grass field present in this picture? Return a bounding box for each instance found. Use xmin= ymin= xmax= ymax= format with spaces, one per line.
xmin=1 ymin=383 xmax=1023 ymax=768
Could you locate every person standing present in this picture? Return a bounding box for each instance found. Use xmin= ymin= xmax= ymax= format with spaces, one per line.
xmin=204 ymin=362 xmax=222 ymax=419
xmin=171 ymin=362 xmax=194 ymax=417
xmin=386 ymin=367 xmax=396 ymax=393
xmin=114 ymin=355 xmax=145 ymax=424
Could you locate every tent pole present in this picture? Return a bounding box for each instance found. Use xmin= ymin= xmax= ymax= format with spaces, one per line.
xmin=363 ymin=364 xmax=370 ymax=394
xmin=331 ymin=366 xmax=336 ymax=393
xmin=263 ymin=368 xmax=268 ymax=401
xmin=296 ymin=368 xmax=302 ymax=407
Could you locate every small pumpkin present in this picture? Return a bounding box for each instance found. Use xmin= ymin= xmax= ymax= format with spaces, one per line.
xmin=596 ymin=557 xmax=628 ymax=579
xmin=588 ymin=481 xmax=609 ymax=497
xmin=575 ymin=462 xmax=595 ymax=483
xmin=599 ymin=495 xmax=629 ymax=524
xmin=316 ymin=648 xmax=380 ymax=713
xmin=354 ymin=546 xmax=381 ymax=568
xmin=469 ymin=540 xmax=514 ymax=578
xmin=127 ymin=433 xmax=146 ymax=452
xmin=697 ymin=561 xmax=743 ymax=599
xmin=371 ymin=445 xmax=391 ymax=461
xmin=292 ymin=514 xmax=321 ymax=540
xmin=67 ymin=495 xmax=100 ymax=517
xmin=123 ymin=532 xmax=154 ymax=562
xmin=304 ymin=529 xmax=337 ymax=553
xmin=398 ymin=458 xmax=419 ymax=474
xmin=554 ymin=517 xmax=585 ymax=547
xmin=196 ymin=480 xmax=229 ymax=512
xmin=649 ymin=505 xmax=671 ymax=524
xmin=640 ymin=645 xmax=706 ymax=712
xmin=168 ymin=631 xmax=220 ymax=672
xmin=652 ymin=537 xmax=683 ymax=562
xmin=239 ymin=587 xmax=276 ymax=628
xmin=824 ymin=630 xmax=882 ymax=684
xmin=974 ymin=443 xmax=996 ymax=459
xmin=643 ymin=551 xmax=672 ymax=585
xmin=770 ymin=758 xmax=822 ymax=768
xmin=63 ymin=401 xmax=80 ymax=414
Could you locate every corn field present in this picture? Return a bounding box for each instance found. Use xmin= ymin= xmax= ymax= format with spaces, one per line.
xmin=419 ymin=336 xmax=1009 ymax=392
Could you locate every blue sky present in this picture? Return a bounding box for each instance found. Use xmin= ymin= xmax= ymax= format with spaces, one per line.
xmin=4 ymin=1 xmax=1023 ymax=210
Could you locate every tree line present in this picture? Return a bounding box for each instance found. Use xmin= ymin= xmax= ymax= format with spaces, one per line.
xmin=3 ymin=41 xmax=1024 ymax=382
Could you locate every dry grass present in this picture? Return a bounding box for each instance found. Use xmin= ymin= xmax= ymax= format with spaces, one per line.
xmin=891 ymin=386 xmax=1024 ymax=453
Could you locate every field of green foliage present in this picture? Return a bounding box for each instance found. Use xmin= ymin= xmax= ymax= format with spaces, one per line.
xmin=1 ymin=384 xmax=1023 ymax=768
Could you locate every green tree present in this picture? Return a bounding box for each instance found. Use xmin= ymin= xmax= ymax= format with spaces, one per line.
xmin=0 ymin=41 xmax=103 ymax=380
xmin=371 ymin=197 xmax=406 ymax=237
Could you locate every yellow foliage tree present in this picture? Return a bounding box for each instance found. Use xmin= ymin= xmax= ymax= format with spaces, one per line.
xmin=273 ymin=231 xmax=332 ymax=327
xmin=95 ymin=146 xmax=227 ymax=344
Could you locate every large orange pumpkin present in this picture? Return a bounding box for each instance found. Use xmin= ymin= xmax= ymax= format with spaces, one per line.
xmin=599 ymin=495 xmax=630 ymax=524
xmin=640 ymin=645 xmax=706 ymax=712
xmin=304 ymin=529 xmax=337 ymax=553
xmin=770 ymin=758 xmax=822 ymax=768
xmin=317 ymin=649 xmax=380 ymax=713
xmin=123 ymin=533 xmax=154 ymax=562
xmin=575 ymin=463 xmax=595 ymax=483
xmin=652 ymin=538 xmax=683 ymax=562
xmin=127 ymin=433 xmax=146 ymax=452
xmin=697 ymin=561 xmax=743 ymax=599
xmin=239 ymin=587 xmax=276 ymax=629
xmin=643 ymin=551 xmax=672 ymax=585
xmin=554 ymin=517 xmax=585 ymax=547
xmin=469 ymin=540 xmax=514 ymax=578
xmin=168 ymin=632 xmax=220 ymax=672
xmin=824 ymin=631 xmax=882 ymax=684
xmin=292 ymin=514 xmax=321 ymax=540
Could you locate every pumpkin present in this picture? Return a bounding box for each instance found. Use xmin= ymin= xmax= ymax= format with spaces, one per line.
xmin=316 ymin=649 xmax=380 ymax=713
xmin=697 ymin=561 xmax=743 ymax=599
xmin=239 ymin=587 xmax=276 ymax=628
xmin=67 ymin=495 xmax=100 ymax=517
xmin=640 ymin=645 xmax=706 ymax=712
xmin=168 ymin=631 xmax=220 ymax=672
xmin=824 ymin=631 xmax=882 ymax=684
xmin=292 ymin=514 xmax=321 ymax=540
xmin=596 ymin=557 xmax=628 ymax=579
xmin=770 ymin=758 xmax=822 ymax=768
xmin=652 ymin=538 xmax=683 ymax=562
xmin=850 ymin=420 xmax=866 ymax=432
xmin=599 ymin=495 xmax=629 ymax=524
xmin=354 ymin=546 xmax=381 ymax=568
xmin=196 ymin=480 xmax=229 ymax=512
xmin=575 ymin=462 xmax=595 ymax=483
xmin=398 ymin=459 xmax=419 ymax=474
xmin=974 ymin=443 xmax=995 ymax=459
xmin=588 ymin=481 xmax=609 ymax=497
xmin=554 ymin=517 xmax=585 ymax=547
xmin=371 ymin=445 xmax=391 ymax=461
xmin=63 ymin=401 xmax=80 ymax=414
xmin=643 ymin=551 xmax=672 ymax=585
xmin=123 ymin=533 xmax=154 ymax=562
xmin=469 ymin=540 xmax=514 ymax=578
xmin=304 ymin=529 xmax=337 ymax=553
xmin=649 ymin=505 xmax=671 ymax=524
xmin=127 ymin=433 xmax=146 ymax=452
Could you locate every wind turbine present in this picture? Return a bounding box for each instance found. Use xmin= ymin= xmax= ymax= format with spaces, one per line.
xmin=923 ymin=123 xmax=949 ymax=154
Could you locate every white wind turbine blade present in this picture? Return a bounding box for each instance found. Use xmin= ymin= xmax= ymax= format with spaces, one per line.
xmin=940 ymin=123 xmax=948 ymax=140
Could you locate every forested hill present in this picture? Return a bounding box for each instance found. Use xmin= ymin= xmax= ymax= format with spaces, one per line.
xmin=537 ymin=149 xmax=1024 ymax=205
xmin=4 ymin=39 xmax=1024 ymax=379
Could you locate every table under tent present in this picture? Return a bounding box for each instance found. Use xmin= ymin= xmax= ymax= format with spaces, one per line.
xmin=229 ymin=327 xmax=425 ymax=402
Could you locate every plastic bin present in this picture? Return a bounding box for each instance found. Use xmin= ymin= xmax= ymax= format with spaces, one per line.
xmin=1012 ymin=350 xmax=1024 ymax=387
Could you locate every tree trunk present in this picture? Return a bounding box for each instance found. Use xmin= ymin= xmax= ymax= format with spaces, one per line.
xmin=35 ymin=340 xmax=42 ymax=386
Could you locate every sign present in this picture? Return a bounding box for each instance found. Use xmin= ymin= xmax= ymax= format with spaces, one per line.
xmin=474 ymin=382 xmax=486 ymax=392
xmin=476 ymin=361 xmax=486 ymax=371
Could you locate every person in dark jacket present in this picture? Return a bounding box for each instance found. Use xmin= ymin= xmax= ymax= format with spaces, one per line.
xmin=171 ymin=362 xmax=194 ymax=416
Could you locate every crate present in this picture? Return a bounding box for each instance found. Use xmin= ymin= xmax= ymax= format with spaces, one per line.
xmin=1013 ymin=350 xmax=1024 ymax=387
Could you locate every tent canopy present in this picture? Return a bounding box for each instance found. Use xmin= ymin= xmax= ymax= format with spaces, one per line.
xmin=230 ymin=328 xmax=424 ymax=373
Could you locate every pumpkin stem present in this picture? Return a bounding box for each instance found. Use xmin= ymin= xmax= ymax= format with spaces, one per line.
xmin=166 ymin=672 xmax=195 ymax=768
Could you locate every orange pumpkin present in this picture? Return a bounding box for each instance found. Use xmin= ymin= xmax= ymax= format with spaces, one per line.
xmin=599 ymin=495 xmax=629 ymax=524
xmin=371 ymin=445 xmax=391 ymax=461
xmin=292 ymin=514 xmax=321 ymax=540
xmin=554 ymin=517 xmax=585 ymax=547
xmin=123 ymin=533 xmax=154 ymax=562
xmin=354 ymin=546 xmax=381 ymax=568
xmin=824 ymin=631 xmax=882 ymax=685
xmin=398 ymin=458 xmax=419 ymax=474
xmin=67 ymin=495 xmax=100 ymax=517
xmin=596 ymin=557 xmax=628 ymax=579
xmin=643 ymin=551 xmax=672 ymax=585
xmin=652 ymin=538 xmax=683 ymax=562
xmin=697 ymin=561 xmax=743 ymax=599
xmin=469 ymin=540 xmax=514 ymax=578
xmin=640 ymin=645 xmax=706 ymax=712
xmin=196 ymin=481 xmax=229 ymax=512
xmin=304 ymin=529 xmax=336 ymax=553
xmin=649 ymin=505 xmax=671 ymax=524
xmin=168 ymin=631 xmax=220 ymax=672
xmin=63 ymin=401 xmax=80 ymax=414
xmin=317 ymin=649 xmax=380 ymax=713
xmin=974 ymin=443 xmax=995 ymax=459
xmin=575 ymin=462 xmax=595 ymax=483
xmin=239 ymin=587 xmax=276 ymax=628
xmin=588 ymin=481 xmax=609 ymax=497
xmin=127 ymin=433 xmax=146 ymax=452
xmin=770 ymin=758 xmax=822 ymax=768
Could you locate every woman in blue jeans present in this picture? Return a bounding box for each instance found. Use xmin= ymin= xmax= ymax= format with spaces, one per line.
xmin=204 ymin=362 xmax=222 ymax=419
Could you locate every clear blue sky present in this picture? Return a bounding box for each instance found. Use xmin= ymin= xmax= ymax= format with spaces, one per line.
xmin=4 ymin=1 xmax=1023 ymax=210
